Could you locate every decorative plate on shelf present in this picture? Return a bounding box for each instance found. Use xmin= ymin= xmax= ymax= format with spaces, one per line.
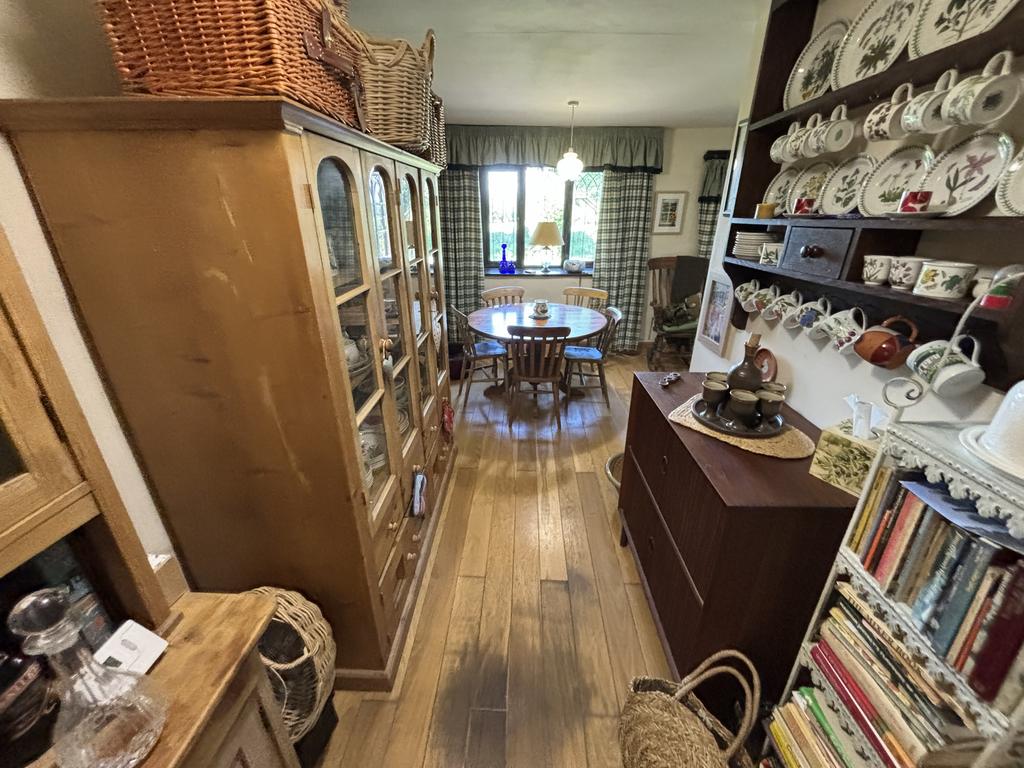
xmin=763 ymin=167 xmax=801 ymax=214
xmin=831 ymin=0 xmax=918 ymax=90
xmin=819 ymin=154 xmax=876 ymax=215
xmin=858 ymin=144 xmax=935 ymax=217
xmin=784 ymin=20 xmax=849 ymax=110
xmin=920 ymin=131 xmax=1014 ymax=216
xmin=909 ymin=0 xmax=1022 ymax=58
xmin=788 ymin=162 xmax=835 ymax=213
xmin=996 ymin=146 xmax=1024 ymax=215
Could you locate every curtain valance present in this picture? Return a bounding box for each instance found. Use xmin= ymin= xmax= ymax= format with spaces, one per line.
xmin=446 ymin=125 xmax=665 ymax=172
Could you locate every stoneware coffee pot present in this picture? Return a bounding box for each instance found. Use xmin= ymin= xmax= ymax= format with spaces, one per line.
xmin=854 ymin=316 xmax=920 ymax=369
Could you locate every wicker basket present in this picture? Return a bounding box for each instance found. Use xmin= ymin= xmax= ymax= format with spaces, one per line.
xmin=429 ymin=93 xmax=448 ymax=167
xmin=619 ymin=650 xmax=760 ymax=768
xmin=97 ymin=0 xmax=365 ymax=130
xmin=250 ymin=587 xmax=336 ymax=743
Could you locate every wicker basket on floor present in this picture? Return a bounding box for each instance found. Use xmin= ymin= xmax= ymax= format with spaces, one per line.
xmin=250 ymin=587 xmax=336 ymax=743
xmin=619 ymin=650 xmax=759 ymax=768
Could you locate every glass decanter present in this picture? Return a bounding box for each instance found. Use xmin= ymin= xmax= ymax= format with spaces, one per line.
xmin=7 ymin=587 xmax=166 ymax=768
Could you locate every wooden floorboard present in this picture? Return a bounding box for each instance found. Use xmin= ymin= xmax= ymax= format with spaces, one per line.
xmin=325 ymin=357 xmax=668 ymax=767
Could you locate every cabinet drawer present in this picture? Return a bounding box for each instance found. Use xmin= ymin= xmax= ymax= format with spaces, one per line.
xmin=780 ymin=227 xmax=853 ymax=278
xmin=209 ymin=693 xmax=293 ymax=768
xmin=372 ymin=492 xmax=404 ymax=578
xmin=377 ymin=516 xmax=424 ymax=641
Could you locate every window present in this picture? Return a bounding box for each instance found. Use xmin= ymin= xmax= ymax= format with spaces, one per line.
xmin=482 ymin=167 xmax=603 ymax=270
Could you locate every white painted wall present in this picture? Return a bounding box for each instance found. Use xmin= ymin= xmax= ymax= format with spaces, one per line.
xmin=690 ymin=0 xmax=1010 ymax=428
xmin=0 ymin=0 xmax=174 ymax=555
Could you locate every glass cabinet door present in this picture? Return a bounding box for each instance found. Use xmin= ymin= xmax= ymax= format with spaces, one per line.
xmin=422 ymin=174 xmax=449 ymax=388
xmin=0 ymin=310 xmax=81 ymax=533
xmin=307 ymin=136 xmax=401 ymax=529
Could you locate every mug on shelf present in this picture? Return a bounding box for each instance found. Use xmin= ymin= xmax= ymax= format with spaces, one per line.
xmin=754 ymin=202 xmax=779 ymax=219
xmin=942 ymin=50 xmax=1021 ymax=127
xmin=913 ymin=261 xmax=979 ymax=299
xmin=906 ymin=334 xmax=985 ymax=397
xmin=865 ymin=83 xmax=915 ymax=142
xmin=901 ymin=68 xmax=959 ymax=134
xmin=762 ymin=289 xmax=804 ymax=322
xmin=770 ymin=122 xmax=800 ymax=164
xmin=853 ymin=315 xmax=920 ymax=369
xmin=759 ymin=242 xmax=783 ymax=266
xmin=794 ymin=197 xmax=818 ymax=215
xmin=786 ymin=114 xmax=822 ymax=161
xmin=807 ymin=104 xmax=857 ymax=156
xmin=862 ymin=255 xmax=893 ymax=286
xmin=823 ymin=307 xmax=868 ymax=354
xmin=749 ymin=284 xmax=782 ymax=314
xmin=734 ymin=279 xmax=761 ymax=309
xmin=785 ymin=297 xmax=833 ymax=336
xmin=888 ymin=256 xmax=928 ymax=291
xmin=898 ymin=190 xmax=936 ymax=213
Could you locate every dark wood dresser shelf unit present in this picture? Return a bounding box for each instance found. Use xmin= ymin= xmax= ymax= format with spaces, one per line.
xmin=729 ymin=0 xmax=1024 ymax=393
xmin=617 ymin=373 xmax=854 ymax=718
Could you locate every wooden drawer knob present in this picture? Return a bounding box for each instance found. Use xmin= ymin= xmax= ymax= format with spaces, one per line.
xmin=412 ymin=532 xmax=422 ymax=543
xmin=799 ymin=244 xmax=823 ymax=259
xmin=387 ymin=520 xmax=399 ymax=532
xmin=660 ymin=454 xmax=669 ymax=474
xmin=406 ymin=551 xmax=418 ymax=562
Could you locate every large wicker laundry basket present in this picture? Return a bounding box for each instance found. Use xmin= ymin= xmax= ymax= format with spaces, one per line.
xmin=619 ymin=650 xmax=760 ymax=768
xmin=250 ymin=587 xmax=336 ymax=742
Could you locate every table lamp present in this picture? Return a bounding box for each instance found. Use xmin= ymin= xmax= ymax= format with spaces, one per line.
xmin=529 ymin=221 xmax=563 ymax=274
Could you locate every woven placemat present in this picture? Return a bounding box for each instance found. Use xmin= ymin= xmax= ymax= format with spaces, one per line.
xmin=668 ymin=394 xmax=815 ymax=460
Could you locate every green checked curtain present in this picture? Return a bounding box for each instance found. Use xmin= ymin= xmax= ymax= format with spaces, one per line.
xmin=697 ymin=150 xmax=730 ymax=257
xmin=593 ymin=170 xmax=655 ymax=353
xmin=440 ymin=169 xmax=484 ymax=325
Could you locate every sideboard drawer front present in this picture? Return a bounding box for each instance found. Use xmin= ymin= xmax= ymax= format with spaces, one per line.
xmin=663 ymin=439 xmax=723 ymax=599
xmin=780 ymin=227 xmax=853 ymax=279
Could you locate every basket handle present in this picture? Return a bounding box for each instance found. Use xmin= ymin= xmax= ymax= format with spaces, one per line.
xmin=302 ymin=4 xmax=367 ymax=130
xmin=674 ymin=650 xmax=761 ymax=761
xmin=422 ymin=29 xmax=436 ymax=76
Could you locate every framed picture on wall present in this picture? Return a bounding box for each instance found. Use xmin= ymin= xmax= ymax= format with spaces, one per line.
xmin=696 ymin=269 xmax=733 ymax=356
xmin=721 ymin=120 xmax=748 ymax=217
xmin=651 ymin=191 xmax=688 ymax=234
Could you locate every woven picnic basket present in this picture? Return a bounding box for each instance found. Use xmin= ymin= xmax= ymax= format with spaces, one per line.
xmin=97 ymin=0 xmax=364 ymax=129
xmin=619 ymin=649 xmax=760 ymax=768
xmin=250 ymin=587 xmax=336 ymax=743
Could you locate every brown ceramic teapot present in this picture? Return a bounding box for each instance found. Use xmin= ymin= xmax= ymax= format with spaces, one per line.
xmin=854 ymin=315 xmax=919 ymax=369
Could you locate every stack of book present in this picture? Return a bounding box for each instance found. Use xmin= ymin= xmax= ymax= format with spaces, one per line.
xmin=771 ymin=583 xmax=986 ymax=768
xmin=848 ymin=470 xmax=1024 ymax=715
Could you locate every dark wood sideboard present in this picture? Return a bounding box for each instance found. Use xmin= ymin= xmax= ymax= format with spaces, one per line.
xmin=618 ymin=372 xmax=854 ymax=717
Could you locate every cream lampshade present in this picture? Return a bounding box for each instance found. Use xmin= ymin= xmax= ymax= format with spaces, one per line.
xmin=529 ymin=221 xmax=563 ymax=273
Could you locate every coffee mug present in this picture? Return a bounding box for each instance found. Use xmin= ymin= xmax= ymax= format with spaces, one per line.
xmin=942 ymin=51 xmax=1021 ymax=127
xmin=888 ymin=256 xmax=927 ymax=292
xmin=862 ymin=255 xmax=893 ymax=286
xmin=865 ymin=83 xmax=915 ymax=142
xmin=899 ymin=190 xmax=933 ymax=213
xmin=902 ymin=68 xmax=959 ymax=134
xmin=761 ymin=381 xmax=788 ymax=396
xmin=729 ymin=389 xmax=760 ymax=426
xmin=734 ymin=279 xmax=761 ymax=309
xmin=748 ymin=284 xmax=781 ymax=314
xmin=906 ymin=334 xmax=985 ymax=397
xmin=823 ymin=307 xmax=868 ymax=354
xmin=756 ymin=389 xmax=785 ymax=419
xmin=785 ymin=297 xmax=832 ymax=336
xmin=534 ymin=299 xmax=549 ymax=316
xmin=794 ymin=197 xmax=818 ymax=215
xmin=786 ymin=114 xmax=822 ymax=161
xmin=807 ymin=104 xmax=857 ymax=156
xmin=702 ymin=379 xmax=729 ymax=405
xmin=770 ymin=122 xmax=800 ymax=164
xmin=763 ymin=289 xmax=804 ymax=322
xmin=759 ymin=242 xmax=783 ymax=266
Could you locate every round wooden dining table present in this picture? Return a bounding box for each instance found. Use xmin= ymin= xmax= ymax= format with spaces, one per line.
xmin=467 ymin=302 xmax=607 ymax=342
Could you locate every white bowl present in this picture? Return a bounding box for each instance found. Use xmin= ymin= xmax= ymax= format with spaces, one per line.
xmin=913 ymin=261 xmax=978 ymax=299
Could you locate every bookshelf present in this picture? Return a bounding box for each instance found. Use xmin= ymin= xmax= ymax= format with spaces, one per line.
xmin=772 ymin=422 xmax=1024 ymax=768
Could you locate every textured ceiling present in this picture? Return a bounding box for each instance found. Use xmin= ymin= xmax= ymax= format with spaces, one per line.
xmin=348 ymin=0 xmax=760 ymax=127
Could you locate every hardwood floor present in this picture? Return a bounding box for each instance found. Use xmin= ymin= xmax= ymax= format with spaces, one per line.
xmin=322 ymin=356 xmax=671 ymax=768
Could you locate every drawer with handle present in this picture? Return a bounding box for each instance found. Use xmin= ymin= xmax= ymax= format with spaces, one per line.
xmin=779 ymin=227 xmax=853 ymax=279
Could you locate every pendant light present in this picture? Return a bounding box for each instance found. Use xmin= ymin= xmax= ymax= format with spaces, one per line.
xmin=556 ymin=100 xmax=584 ymax=182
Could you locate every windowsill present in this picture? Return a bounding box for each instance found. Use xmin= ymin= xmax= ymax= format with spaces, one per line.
xmin=484 ymin=267 xmax=594 ymax=278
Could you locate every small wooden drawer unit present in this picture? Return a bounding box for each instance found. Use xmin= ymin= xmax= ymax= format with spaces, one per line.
xmin=780 ymin=226 xmax=854 ymax=279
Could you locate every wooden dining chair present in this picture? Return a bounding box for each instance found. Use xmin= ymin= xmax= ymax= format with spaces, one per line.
xmin=563 ymin=307 xmax=623 ymax=408
xmin=481 ymin=286 xmax=525 ymax=307
xmin=451 ymin=306 xmax=507 ymax=408
xmin=562 ymin=286 xmax=608 ymax=309
xmin=505 ymin=325 xmax=571 ymax=430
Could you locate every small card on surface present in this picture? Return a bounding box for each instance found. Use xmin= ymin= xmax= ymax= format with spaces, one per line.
xmin=94 ymin=620 xmax=168 ymax=674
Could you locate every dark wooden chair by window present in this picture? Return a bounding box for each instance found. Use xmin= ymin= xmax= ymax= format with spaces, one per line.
xmin=505 ymin=325 xmax=570 ymax=430
xmin=451 ymin=307 xmax=507 ymax=408
xmin=563 ymin=306 xmax=623 ymax=408
xmin=648 ymin=255 xmax=709 ymax=370
xmin=481 ymin=286 xmax=525 ymax=307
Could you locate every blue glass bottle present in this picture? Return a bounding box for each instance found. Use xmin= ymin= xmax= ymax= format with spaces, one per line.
xmin=498 ymin=243 xmax=515 ymax=274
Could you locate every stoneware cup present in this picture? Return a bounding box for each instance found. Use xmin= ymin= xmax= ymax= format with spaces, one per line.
xmin=735 ymin=279 xmax=761 ymax=309
xmin=865 ymin=83 xmax=915 ymax=141
xmin=907 ymin=334 xmax=985 ymax=397
xmin=729 ymin=389 xmax=760 ymax=426
xmin=705 ymin=371 xmax=728 ymax=383
xmin=702 ymin=380 xmax=729 ymax=405
xmin=770 ymin=122 xmax=800 ymax=164
xmin=888 ymin=256 xmax=927 ymax=291
xmin=902 ymin=68 xmax=959 ymax=134
xmin=763 ymin=289 xmax=804 ymax=322
xmin=756 ymin=389 xmax=786 ymax=418
xmin=862 ymin=255 xmax=893 ymax=286
xmin=942 ymin=51 xmax=1021 ymax=127
xmin=761 ymin=381 xmax=788 ymax=396
xmin=824 ymin=307 xmax=868 ymax=354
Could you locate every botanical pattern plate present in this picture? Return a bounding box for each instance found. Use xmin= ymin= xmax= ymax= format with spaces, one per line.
xmin=819 ymin=155 xmax=876 ymax=215
xmin=996 ymin=146 xmax=1024 ymax=215
xmin=858 ymin=145 xmax=935 ymax=216
xmin=788 ymin=162 xmax=835 ymax=213
xmin=831 ymin=0 xmax=918 ymax=90
xmin=920 ymin=131 xmax=1014 ymax=215
xmin=784 ymin=20 xmax=849 ymax=110
xmin=763 ymin=168 xmax=801 ymax=214
xmin=909 ymin=0 xmax=1022 ymax=58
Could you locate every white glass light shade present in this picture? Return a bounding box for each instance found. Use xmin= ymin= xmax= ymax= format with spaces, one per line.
xmin=557 ymin=149 xmax=584 ymax=182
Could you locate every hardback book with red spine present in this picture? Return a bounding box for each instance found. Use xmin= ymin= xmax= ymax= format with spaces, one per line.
xmin=969 ymin=561 xmax=1024 ymax=701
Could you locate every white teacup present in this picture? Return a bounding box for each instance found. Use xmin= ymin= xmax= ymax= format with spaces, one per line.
xmin=534 ymin=299 xmax=549 ymax=316
xmin=907 ymin=334 xmax=985 ymax=397
xmin=942 ymin=50 xmax=1021 ymax=127
xmin=759 ymin=242 xmax=783 ymax=266
xmin=862 ymin=255 xmax=894 ymax=286
xmin=888 ymin=256 xmax=927 ymax=292
xmin=807 ymin=104 xmax=857 ymax=156
xmin=823 ymin=307 xmax=868 ymax=354
xmin=902 ymin=68 xmax=959 ymax=134
xmin=735 ymin=279 xmax=761 ymax=310
xmin=763 ymin=290 xmax=804 ymax=322
xmin=785 ymin=297 xmax=833 ymax=336
xmin=786 ymin=114 xmax=822 ymax=161
xmin=771 ymin=122 xmax=800 ymax=164
xmin=748 ymin=284 xmax=781 ymax=314
xmin=865 ymin=83 xmax=915 ymax=142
